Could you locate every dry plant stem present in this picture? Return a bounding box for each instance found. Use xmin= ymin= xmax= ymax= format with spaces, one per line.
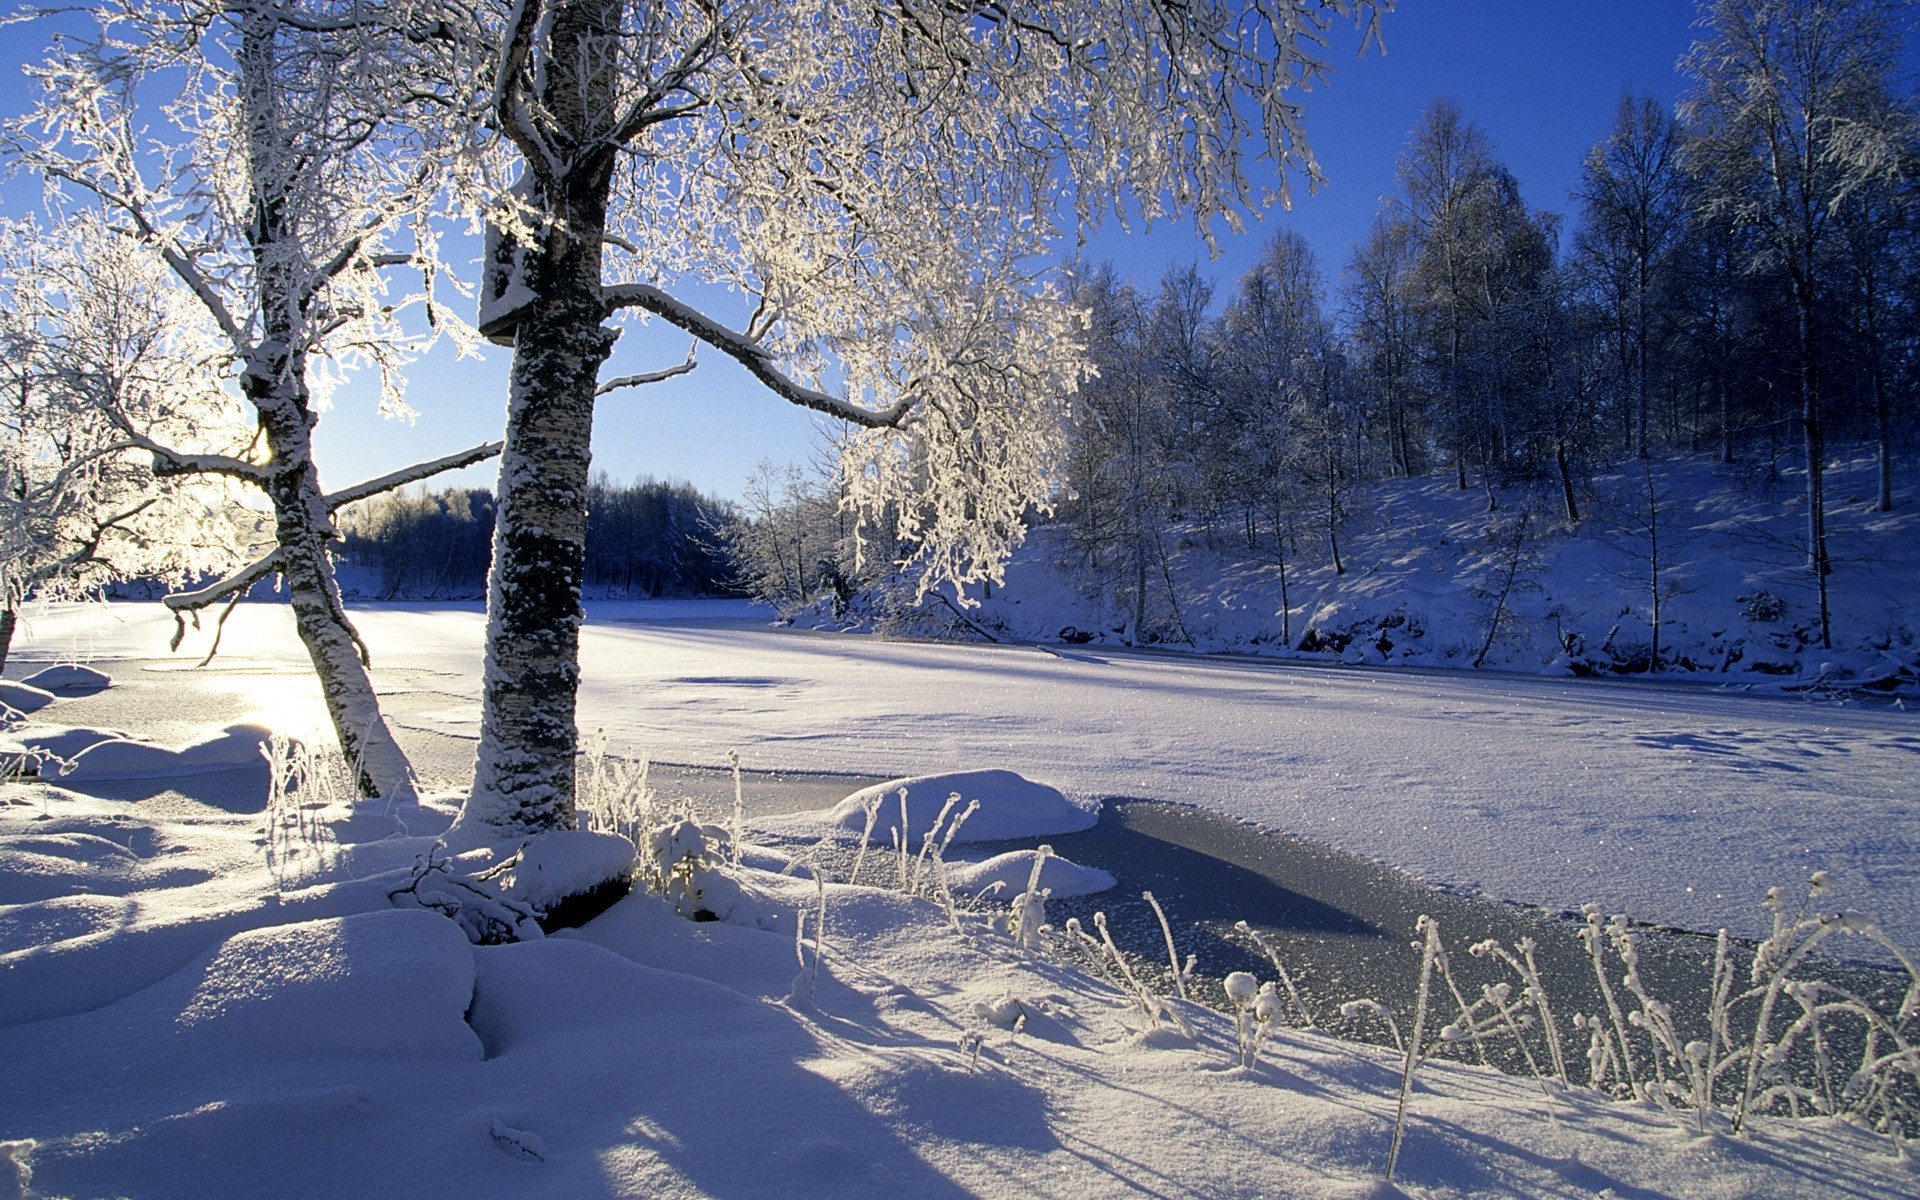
xmin=910 ymin=792 xmax=962 ymax=896
xmin=850 ymin=795 xmax=882 ymax=886
xmin=729 ymin=749 xmax=744 ymax=868
xmin=895 ymin=787 xmax=910 ymax=891
xmin=1093 ymin=910 xmax=1164 ymax=1029
xmin=1235 ymin=920 xmax=1317 ymax=1027
xmin=1143 ymin=890 xmax=1189 ymax=1001
xmin=1387 ymin=916 xmax=1441 ymax=1183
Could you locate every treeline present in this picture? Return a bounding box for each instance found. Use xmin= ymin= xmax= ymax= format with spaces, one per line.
xmin=339 ymin=475 xmax=736 ymax=599
xmin=732 ymin=13 xmax=1920 ymax=647
xmin=1065 ymin=50 xmax=1920 ymax=646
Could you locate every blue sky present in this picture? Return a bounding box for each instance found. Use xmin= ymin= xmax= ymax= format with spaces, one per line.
xmin=3 ymin=2 xmax=1711 ymax=503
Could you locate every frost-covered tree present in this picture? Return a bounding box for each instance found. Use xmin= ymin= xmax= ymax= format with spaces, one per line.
xmin=1573 ymin=94 xmax=1686 ymax=459
xmin=6 ymin=0 xmax=500 ymax=798
xmin=456 ymin=0 xmax=1389 ymax=836
xmin=1682 ymin=0 xmax=1913 ymax=648
xmin=0 ymin=211 xmax=248 ymax=673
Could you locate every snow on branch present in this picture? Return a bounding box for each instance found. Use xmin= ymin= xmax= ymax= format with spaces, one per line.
xmin=602 ymin=284 xmax=913 ymax=429
xmin=163 ymin=552 xmax=283 ymax=616
xmin=323 ymin=440 xmax=505 ymax=512
xmin=595 ymin=343 xmax=698 ymax=397
xmin=133 ymin=433 xmax=271 ymax=485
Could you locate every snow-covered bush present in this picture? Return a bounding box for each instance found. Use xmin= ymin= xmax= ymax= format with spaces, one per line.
xmin=644 ymin=816 xmax=733 ymax=920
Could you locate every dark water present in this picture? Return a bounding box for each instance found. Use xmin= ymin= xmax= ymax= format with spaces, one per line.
xmin=1009 ymin=799 xmax=1913 ymax=1105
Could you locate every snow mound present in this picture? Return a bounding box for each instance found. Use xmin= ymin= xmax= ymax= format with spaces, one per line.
xmin=171 ymin=909 xmax=481 ymax=1062
xmin=0 ymin=680 xmax=56 ymax=718
xmin=761 ymin=769 xmax=1096 ymax=845
xmin=14 ymin=726 xmax=135 ymax=764
xmin=946 ymin=849 xmax=1116 ymax=899
xmin=22 ymin=664 xmax=111 ymax=696
xmin=63 ymin=723 xmax=274 ymax=779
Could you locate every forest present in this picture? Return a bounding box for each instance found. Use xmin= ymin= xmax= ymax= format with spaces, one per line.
xmin=730 ymin=71 xmax=1920 ymax=659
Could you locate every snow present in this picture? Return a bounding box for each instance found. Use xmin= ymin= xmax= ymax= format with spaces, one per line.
xmin=19 ymin=665 xmax=110 ymax=696
xmin=3 ymin=594 xmax=1919 ymax=1197
xmin=759 ymin=769 xmax=1099 ymax=845
xmin=945 ymin=849 xmax=1117 ymax=899
xmin=0 ymin=681 xmax=56 ymax=719
xmin=60 ymin=722 xmax=274 ymax=780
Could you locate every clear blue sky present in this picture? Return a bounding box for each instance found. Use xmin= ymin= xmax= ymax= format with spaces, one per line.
xmin=3 ymin=2 xmax=1714 ymax=503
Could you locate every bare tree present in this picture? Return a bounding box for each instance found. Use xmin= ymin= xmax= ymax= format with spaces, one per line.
xmin=1682 ymin=0 xmax=1912 ymax=649
xmin=7 ymin=0 xmax=501 ymax=798
xmin=0 ymin=211 xmax=249 ymax=672
xmin=1573 ymin=93 xmax=1687 ymax=459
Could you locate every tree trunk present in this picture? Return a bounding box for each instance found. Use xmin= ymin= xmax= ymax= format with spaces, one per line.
xmin=0 ymin=605 xmax=15 ymax=676
xmin=253 ymin=381 xmax=419 ymax=803
xmin=1556 ymin=440 xmax=1580 ymax=525
xmin=232 ymin=8 xmax=415 ymax=803
xmin=461 ymin=189 xmax=615 ymax=837
xmin=1796 ymin=283 xmax=1832 ymax=651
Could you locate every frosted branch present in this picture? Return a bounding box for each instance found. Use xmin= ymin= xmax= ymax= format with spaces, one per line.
xmin=163 ymin=551 xmax=282 ymax=617
xmin=595 ymin=344 xmax=698 ymax=396
xmin=602 ymin=284 xmax=913 ymax=429
xmin=324 ymin=440 xmax=505 ymax=512
xmin=132 ymin=433 xmax=271 ymax=484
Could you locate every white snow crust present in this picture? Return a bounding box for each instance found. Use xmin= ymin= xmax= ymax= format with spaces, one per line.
xmin=760 ymin=769 xmax=1097 ymax=845
xmin=945 ymin=849 xmax=1117 ymax=899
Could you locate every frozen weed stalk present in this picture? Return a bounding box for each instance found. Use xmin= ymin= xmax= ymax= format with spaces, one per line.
xmin=261 ymin=733 xmax=348 ymax=894
xmin=578 ymin=732 xmax=654 ymax=848
xmin=1006 ymin=844 xmax=1053 ymax=950
xmin=1144 ymin=890 xmax=1195 ymax=1001
xmin=1234 ymin=920 xmax=1317 ymax=1027
xmin=1224 ymin=971 xmax=1279 ymax=1069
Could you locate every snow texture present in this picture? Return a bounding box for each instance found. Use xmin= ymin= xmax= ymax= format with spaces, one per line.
xmin=61 ymin=722 xmax=274 ymax=779
xmin=0 ymin=681 xmax=55 ymax=719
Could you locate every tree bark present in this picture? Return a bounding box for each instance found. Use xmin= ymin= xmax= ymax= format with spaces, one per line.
xmin=0 ymin=605 xmax=15 ymax=676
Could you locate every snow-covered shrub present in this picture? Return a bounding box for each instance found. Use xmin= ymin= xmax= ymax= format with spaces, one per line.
xmin=389 ymin=844 xmax=542 ymax=945
xmin=644 ymin=816 xmax=732 ymax=920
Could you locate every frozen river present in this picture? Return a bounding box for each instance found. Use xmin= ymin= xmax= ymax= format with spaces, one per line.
xmin=15 ymin=598 xmax=1919 ymax=953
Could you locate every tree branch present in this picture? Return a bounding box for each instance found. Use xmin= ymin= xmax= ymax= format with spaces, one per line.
xmin=324 ymin=440 xmax=505 ymax=511
xmin=595 ymin=343 xmax=698 ymax=396
xmin=164 ymin=552 xmax=283 ymax=617
xmin=602 ymin=284 xmax=914 ymax=429
xmin=129 ymin=432 xmax=272 ymax=484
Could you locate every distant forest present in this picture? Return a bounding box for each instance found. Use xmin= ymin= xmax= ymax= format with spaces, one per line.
xmin=338 ymin=476 xmax=735 ymax=599
xmin=728 ymin=78 xmax=1920 ymax=648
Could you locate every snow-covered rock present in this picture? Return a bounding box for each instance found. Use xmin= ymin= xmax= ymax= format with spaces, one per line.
xmin=507 ymin=830 xmax=636 ymax=932
xmin=945 ymin=849 xmax=1116 ymax=899
xmin=170 ymin=909 xmax=482 ymax=1062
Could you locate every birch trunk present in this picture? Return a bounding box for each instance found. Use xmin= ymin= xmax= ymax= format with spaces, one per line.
xmin=250 ymin=372 xmax=419 ymax=803
xmin=232 ymin=9 xmax=416 ymax=802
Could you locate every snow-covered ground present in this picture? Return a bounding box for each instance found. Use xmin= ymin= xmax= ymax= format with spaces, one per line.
xmin=4 ymin=598 xmax=1919 ymax=1198
xmin=874 ymin=454 xmax=1920 ymax=691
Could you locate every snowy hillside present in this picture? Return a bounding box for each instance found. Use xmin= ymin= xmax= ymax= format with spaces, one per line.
xmin=830 ymin=455 xmax=1920 ymax=695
